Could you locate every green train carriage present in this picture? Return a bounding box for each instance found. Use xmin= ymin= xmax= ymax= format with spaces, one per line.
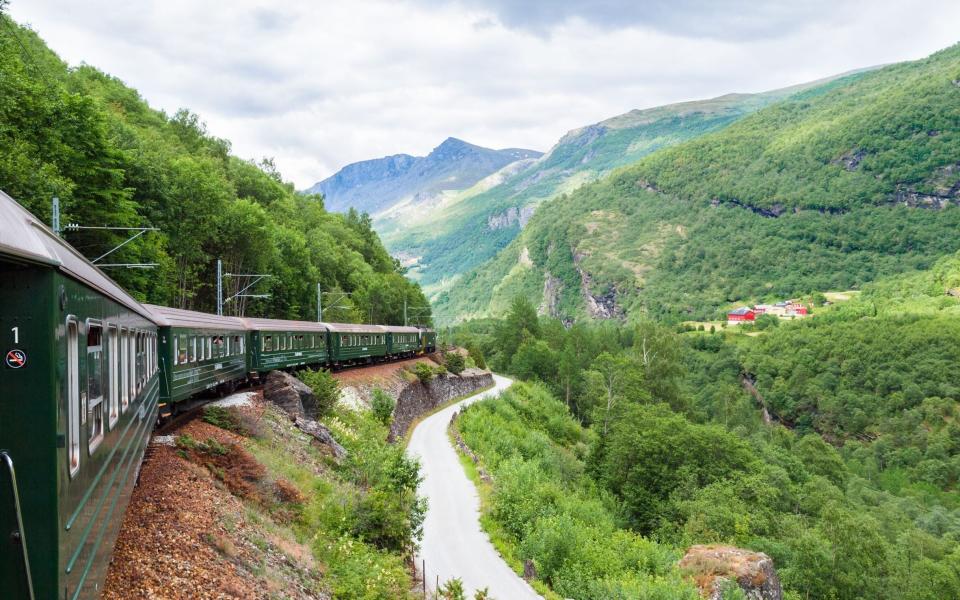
xmin=245 ymin=317 xmax=330 ymax=373
xmin=145 ymin=305 xmax=248 ymax=416
xmin=384 ymin=325 xmax=421 ymax=358
xmin=0 ymin=192 xmax=159 ymax=600
xmin=326 ymin=323 xmax=387 ymax=366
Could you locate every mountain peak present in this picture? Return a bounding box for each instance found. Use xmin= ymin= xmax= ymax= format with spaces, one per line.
xmin=306 ymin=138 xmax=542 ymax=214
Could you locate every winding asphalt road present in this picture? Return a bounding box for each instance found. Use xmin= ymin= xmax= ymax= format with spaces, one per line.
xmin=408 ymin=374 xmax=542 ymax=599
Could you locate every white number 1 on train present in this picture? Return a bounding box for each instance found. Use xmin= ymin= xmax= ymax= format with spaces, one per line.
xmin=11 ymin=326 xmax=18 ymax=343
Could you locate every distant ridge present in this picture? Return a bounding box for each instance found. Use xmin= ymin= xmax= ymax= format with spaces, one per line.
xmin=305 ymin=137 xmax=542 ymax=214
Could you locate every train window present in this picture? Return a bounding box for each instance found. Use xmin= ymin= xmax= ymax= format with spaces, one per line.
xmin=134 ymin=332 xmax=142 ymax=392
xmin=189 ymin=336 xmax=196 ymax=363
xmin=176 ymin=335 xmax=187 ymax=365
xmin=264 ymin=335 xmax=272 ymax=352
xmin=234 ymin=335 xmax=242 ymax=355
xmin=140 ymin=332 xmax=147 ymax=390
xmin=87 ymin=322 xmax=105 ymax=453
xmin=120 ymin=329 xmax=129 ymax=412
xmin=128 ymin=330 xmax=136 ymax=401
xmin=108 ymin=325 xmax=119 ymax=429
xmin=280 ymin=335 xmax=286 ymax=351
xmin=66 ymin=318 xmax=81 ymax=477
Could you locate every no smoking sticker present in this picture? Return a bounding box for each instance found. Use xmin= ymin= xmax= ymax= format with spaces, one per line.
xmin=5 ymin=349 xmax=26 ymax=369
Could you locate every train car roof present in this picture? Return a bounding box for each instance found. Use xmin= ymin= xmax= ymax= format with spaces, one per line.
xmin=381 ymin=325 xmax=422 ymax=333
xmin=241 ymin=317 xmax=330 ymax=333
xmin=0 ymin=190 xmax=155 ymax=321
xmin=324 ymin=322 xmax=387 ymax=333
xmin=144 ymin=304 xmax=248 ymax=331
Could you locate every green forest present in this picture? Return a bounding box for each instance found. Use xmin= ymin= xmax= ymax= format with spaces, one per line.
xmin=0 ymin=12 xmax=429 ymax=324
xmin=450 ymin=252 xmax=960 ymax=599
xmin=437 ymin=42 xmax=960 ymax=324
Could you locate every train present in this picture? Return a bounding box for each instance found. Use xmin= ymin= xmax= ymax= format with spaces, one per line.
xmin=0 ymin=190 xmax=436 ymax=599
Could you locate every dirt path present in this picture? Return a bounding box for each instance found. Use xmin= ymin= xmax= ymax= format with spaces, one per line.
xmin=407 ymin=374 xmax=542 ymax=599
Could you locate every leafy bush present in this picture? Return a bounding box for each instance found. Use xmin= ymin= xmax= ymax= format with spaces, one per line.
xmin=466 ymin=342 xmax=487 ymax=369
xmin=444 ymin=351 xmax=466 ymax=375
xmin=437 ymin=578 xmax=465 ymax=600
xmin=414 ymin=361 xmax=435 ymax=384
xmin=371 ymin=388 xmax=395 ymax=425
xmin=298 ymin=368 xmax=340 ymax=417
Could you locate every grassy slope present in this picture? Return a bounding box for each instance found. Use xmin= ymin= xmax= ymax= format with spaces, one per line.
xmin=391 ymin=83 xmax=835 ymax=293
xmin=438 ymin=43 xmax=960 ymax=323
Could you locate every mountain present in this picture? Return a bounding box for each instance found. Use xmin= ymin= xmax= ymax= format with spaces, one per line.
xmin=385 ymin=76 xmax=857 ymax=298
xmin=437 ymin=43 xmax=960 ymax=323
xmin=305 ymin=137 xmax=542 ymax=214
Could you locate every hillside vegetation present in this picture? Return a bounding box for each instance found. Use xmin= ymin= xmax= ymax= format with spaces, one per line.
xmin=0 ymin=13 xmax=428 ymax=323
xmin=439 ymin=43 xmax=960 ymax=323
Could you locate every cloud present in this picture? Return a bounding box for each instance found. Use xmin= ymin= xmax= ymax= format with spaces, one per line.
xmin=417 ymin=0 xmax=842 ymax=39
xmin=7 ymin=0 xmax=960 ymax=189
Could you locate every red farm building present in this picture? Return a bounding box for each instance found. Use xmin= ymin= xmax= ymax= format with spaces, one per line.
xmin=727 ymin=307 xmax=756 ymax=323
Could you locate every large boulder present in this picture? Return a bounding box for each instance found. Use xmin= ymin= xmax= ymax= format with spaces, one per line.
xmin=295 ymin=417 xmax=347 ymax=461
xmin=679 ymin=545 xmax=782 ymax=600
xmin=264 ymin=370 xmax=316 ymax=418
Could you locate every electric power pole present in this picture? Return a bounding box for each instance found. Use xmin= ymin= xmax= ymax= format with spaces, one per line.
xmin=51 ymin=197 xmax=60 ymax=237
xmin=217 ymin=259 xmax=271 ymax=316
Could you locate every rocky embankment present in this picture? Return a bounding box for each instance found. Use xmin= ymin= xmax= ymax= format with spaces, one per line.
xmin=388 ymin=368 xmax=493 ymax=441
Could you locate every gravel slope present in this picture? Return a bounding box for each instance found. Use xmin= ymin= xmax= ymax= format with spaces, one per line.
xmin=408 ymin=374 xmax=542 ymax=599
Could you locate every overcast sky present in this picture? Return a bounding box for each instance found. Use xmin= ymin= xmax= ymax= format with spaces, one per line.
xmin=9 ymin=0 xmax=960 ymax=188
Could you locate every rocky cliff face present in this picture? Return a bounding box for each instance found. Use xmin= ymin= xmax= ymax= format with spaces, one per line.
xmin=388 ymin=368 xmax=494 ymax=441
xmin=306 ymin=137 xmax=541 ymax=215
xmin=486 ymin=205 xmax=537 ymax=230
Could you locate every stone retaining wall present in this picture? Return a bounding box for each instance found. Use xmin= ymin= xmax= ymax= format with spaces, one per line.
xmin=388 ymin=368 xmax=493 ymax=441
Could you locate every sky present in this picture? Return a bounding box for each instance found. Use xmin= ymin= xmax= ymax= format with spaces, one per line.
xmin=8 ymin=0 xmax=960 ymax=188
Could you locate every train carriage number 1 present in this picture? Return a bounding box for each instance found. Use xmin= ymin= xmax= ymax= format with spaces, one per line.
xmin=6 ymin=327 xmax=27 ymax=369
